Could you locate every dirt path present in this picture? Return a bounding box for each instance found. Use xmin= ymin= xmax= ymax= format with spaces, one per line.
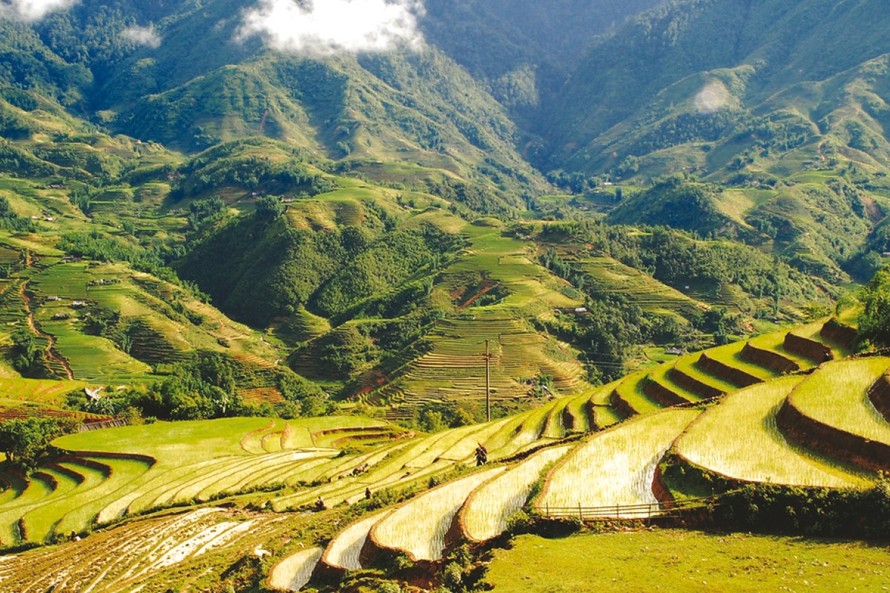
xmin=20 ymin=280 xmax=74 ymax=381
xmin=457 ymin=280 xmax=499 ymax=310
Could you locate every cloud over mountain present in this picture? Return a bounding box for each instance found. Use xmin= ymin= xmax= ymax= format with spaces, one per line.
xmin=237 ymin=0 xmax=425 ymax=55
xmin=120 ymin=24 xmax=162 ymax=49
xmin=0 ymin=0 xmax=78 ymax=22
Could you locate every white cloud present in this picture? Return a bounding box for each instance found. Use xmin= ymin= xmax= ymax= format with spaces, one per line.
xmin=694 ymin=80 xmax=732 ymax=114
xmin=120 ymin=24 xmax=162 ymax=49
xmin=237 ymin=0 xmax=425 ymax=56
xmin=0 ymin=0 xmax=78 ymax=22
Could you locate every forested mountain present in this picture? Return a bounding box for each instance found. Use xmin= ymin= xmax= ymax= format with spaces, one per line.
xmin=540 ymin=0 xmax=890 ymax=178
xmin=0 ymin=0 xmax=889 ymax=409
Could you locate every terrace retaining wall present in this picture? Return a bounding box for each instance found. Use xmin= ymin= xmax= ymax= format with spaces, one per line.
xmin=609 ymin=389 xmax=637 ymax=419
xmin=561 ymin=404 xmax=580 ymax=433
xmin=585 ymin=399 xmax=599 ymax=431
xmin=696 ymin=353 xmax=762 ymax=388
xmin=667 ymin=368 xmax=723 ymax=400
xmin=741 ymin=343 xmax=800 ymax=374
xmin=783 ymin=333 xmax=833 ymax=363
xmin=867 ymin=373 xmax=890 ymax=422
xmin=819 ymin=318 xmax=858 ymax=349
xmin=642 ymin=377 xmax=689 ymax=407
xmin=776 ymin=399 xmax=890 ymax=473
xmin=64 ymin=450 xmax=157 ymax=467
xmin=651 ymin=465 xmax=675 ymax=510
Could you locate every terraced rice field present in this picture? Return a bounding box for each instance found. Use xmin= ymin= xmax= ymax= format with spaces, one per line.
xmin=267 ymin=546 xmax=324 ymax=592
xmin=385 ymin=312 xmax=586 ymax=416
xmin=695 ymin=341 xmax=776 ymax=384
xmin=322 ymin=510 xmax=390 ymax=571
xmin=0 ymin=416 xmax=403 ymax=545
xmin=0 ymin=378 xmax=87 ymax=404
xmin=781 ymin=357 xmax=890 ymax=471
xmin=743 ymin=330 xmax=814 ymax=372
xmin=369 ymin=466 xmax=506 ymax=561
xmin=43 ymin=318 xmax=152 ymax=381
xmin=566 ymin=253 xmax=698 ymax=315
xmin=270 ymin=417 xmax=516 ymax=511
xmin=676 ymin=376 xmax=870 ymax=488
xmin=365 ymin=223 xmax=591 ymax=417
xmin=24 ymin=261 xmax=278 ymax=380
xmin=536 ymin=409 xmax=701 ymax=518
xmin=459 ymin=444 xmax=572 ymax=542
xmin=610 ymin=371 xmax=662 ymax=416
xmin=0 ymin=508 xmax=280 ymax=593
xmin=785 ymin=358 xmax=890 ymax=445
xmin=604 ymin=320 xmax=846 ymax=419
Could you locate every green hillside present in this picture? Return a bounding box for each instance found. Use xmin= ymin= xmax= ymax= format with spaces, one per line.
xmin=533 ymin=0 xmax=890 ymax=279
xmin=0 ymin=1 xmax=890 ymax=591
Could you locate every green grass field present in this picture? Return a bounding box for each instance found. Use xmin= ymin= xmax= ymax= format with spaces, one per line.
xmin=483 ymin=530 xmax=890 ymax=593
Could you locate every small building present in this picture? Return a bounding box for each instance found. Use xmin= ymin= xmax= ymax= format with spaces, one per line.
xmin=84 ymin=386 xmax=104 ymax=401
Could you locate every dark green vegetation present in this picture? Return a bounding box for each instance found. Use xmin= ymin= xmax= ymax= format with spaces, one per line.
xmin=0 ymin=417 xmax=71 ymax=470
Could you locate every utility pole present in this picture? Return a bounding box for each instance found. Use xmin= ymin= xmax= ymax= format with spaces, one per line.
xmin=484 ymin=339 xmax=492 ymax=422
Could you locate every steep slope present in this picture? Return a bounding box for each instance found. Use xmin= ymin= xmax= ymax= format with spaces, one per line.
xmin=420 ymin=0 xmax=661 ymax=112
xmin=541 ymin=0 xmax=890 ymax=175
xmin=535 ymin=0 xmax=890 ymax=280
xmin=17 ymin=0 xmax=543 ymax=203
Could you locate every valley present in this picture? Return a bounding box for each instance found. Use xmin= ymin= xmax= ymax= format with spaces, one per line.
xmin=0 ymin=0 xmax=889 ymax=592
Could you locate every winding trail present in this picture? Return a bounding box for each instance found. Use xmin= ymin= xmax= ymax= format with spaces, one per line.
xmin=19 ymin=277 xmax=75 ymax=381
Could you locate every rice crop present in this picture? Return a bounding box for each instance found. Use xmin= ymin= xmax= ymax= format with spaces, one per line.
xmin=788 ymin=357 xmax=890 ymax=444
xmin=676 ymin=376 xmax=869 ymax=488
xmin=370 ymin=467 xmax=505 ymax=561
xmin=322 ymin=510 xmax=390 ymax=571
xmin=536 ymin=409 xmax=700 ymax=517
xmin=460 ymin=445 xmax=572 ymax=542
xmin=267 ymin=547 xmax=323 ymax=592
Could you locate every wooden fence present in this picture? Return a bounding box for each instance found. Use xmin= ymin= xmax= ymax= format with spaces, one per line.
xmin=540 ymin=496 xmax=719 ymax=520
xmin=78 ymin=418 xmax=127 ymax=432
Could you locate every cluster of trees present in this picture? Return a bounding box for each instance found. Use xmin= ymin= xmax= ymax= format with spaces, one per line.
xmin=0 ymin=197 xmax=35 ymax=233
xmin=60 ymin=230 xmax=170 ymax=277
xmin=625 ymin=111 xmax=737 ymax=157
xmin=9 ymin=328 xmax=48 ymax=377
xmin=413 ymin=401 xmax=482 ymax=433
xmin=0 ymin=417 xmax=73 ymax=471
xmin=301 ymin=307 xmax=442 ymax=383
xmin=425 ymin=178 xmax=520 ymax=217
xmin=605 ymin=177 xmax=733 ymax=238
xmin=0 ymin=140 xmax=58 ymax=178
xmin=72 ymin=351 xmax=330 ymax=421
xmin=859 ymin=265 xmax=890 ymax=347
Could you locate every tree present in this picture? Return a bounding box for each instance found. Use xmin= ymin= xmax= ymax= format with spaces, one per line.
xmin=10 ymin=327 xmax=42 ymax=376
xmin=859 ymin=265 xmax=890 ymax=347
xmin=255 ymin=195 xmax=285 ymax=222
xmin=0 ymin=418 xmax=70 ymax=470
